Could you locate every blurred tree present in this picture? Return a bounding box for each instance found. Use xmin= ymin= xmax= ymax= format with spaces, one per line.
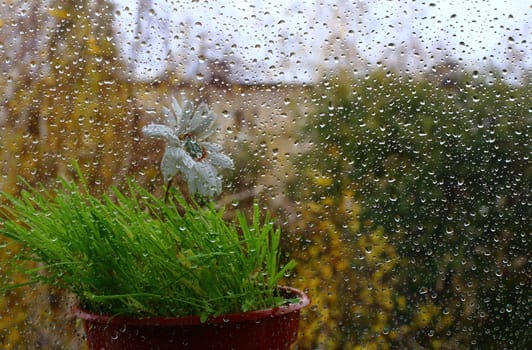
xmin=0 ymin=0 xmax=152 ymax=347
xmin=290 ymin=69 xmax=530 ymax=349
xmin=1 ymin=0 xmax=146 ymax=192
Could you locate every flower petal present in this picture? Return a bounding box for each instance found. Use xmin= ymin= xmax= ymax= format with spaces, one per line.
xmin=170 ymin=96 xmax=182 ymax=116
xmin=191 ymin=162 xmax=221 ymax=197
xmin=160 ymin=149 xmax=180 ymax=183
xmin=160 ymin=147 xmax=195 ymax=183
xmin=143 ymin=124 xmax=179 ymax=143
xmin=181 ymin=167 xmax=198 ymax=193
xmin=148 ymin=96 xmax=232 ymax=195
xmin=162 ymin=106 xmax=178 ymax=129
xmin=171 ymin=147 xmax=196 ymax=169
xmin=189 ymin=103 xmax=216 ymax=138
xmin=178 ymin=99 xmax=195 ymax=135
xmin=208 ymin=152 xmax=234 ymax=169
xmin=202 ymin=142 xmax=223 ymax=153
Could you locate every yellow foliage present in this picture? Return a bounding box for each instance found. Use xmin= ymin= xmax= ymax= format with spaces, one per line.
xmin=5 ymin=329 xmax=21 ymax=350
xmin=320 ymin=264 xmax=334 ymax=280
xmin=413 ymin=303 xmax=440 ymax=328
xmin=436 ymin=314 xmax=454 ymax=331
xmin=396 ymin=295 xmax=407 ymax=310
xmin=48 ymin=8 xmax=69 ymax=19
xmin=86 ymin=36 xmax=101 ymax=55
xmin=336 ymin=257 xmax=350 ymax=272
xmin=387 ymin=328 xmax=401 ymax=341
xmin=371 ymin=315 xmax=388 ymax=333
xmin=377 ymin=288 xmax=393 ymax=311
xmin=322 ymin=196 xmax=334 ymax=206
xmin=314 ymin=175 xmax=333 ymax=187
xmin=431 ymin=339 xmax=443 ymax=350
xmin=349 ymin=218 xmax=361 ymax=231
xmin=290 ymin=179 xmax=436 ymax=348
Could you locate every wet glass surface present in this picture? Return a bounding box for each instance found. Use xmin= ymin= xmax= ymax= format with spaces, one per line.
xmin=0 ymin=1 xmax=529 ymax=348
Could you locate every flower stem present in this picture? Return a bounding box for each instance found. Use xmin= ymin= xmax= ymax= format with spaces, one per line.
xmin=164 ymin=177 xmax=174 ymax=203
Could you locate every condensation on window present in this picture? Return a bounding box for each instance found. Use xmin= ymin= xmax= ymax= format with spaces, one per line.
xmin=0 ymin=0 xmax=529 ymax=349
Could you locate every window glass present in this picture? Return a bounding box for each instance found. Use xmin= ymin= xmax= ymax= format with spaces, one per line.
xmin=0 ymin=1 xmax=529 ymax=348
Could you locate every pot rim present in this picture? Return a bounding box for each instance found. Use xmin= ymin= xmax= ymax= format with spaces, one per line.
xmin=73 ymin=286 xmax=310 ymax=326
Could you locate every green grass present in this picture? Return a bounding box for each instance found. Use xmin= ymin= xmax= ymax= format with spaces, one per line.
xmin=0 ymin=177 xmax=295 ymax=321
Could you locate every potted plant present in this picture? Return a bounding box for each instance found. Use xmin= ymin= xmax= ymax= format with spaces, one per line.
xmin=0 ymin=97 xmax=309 ymax=349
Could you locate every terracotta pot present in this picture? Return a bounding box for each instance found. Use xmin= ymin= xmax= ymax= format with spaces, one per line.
xmin=74 ymin=286 xmax=309 ymax=350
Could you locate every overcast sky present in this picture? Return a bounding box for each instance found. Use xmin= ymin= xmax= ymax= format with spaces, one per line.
xmin=113 ymin=0 xmax=530 ymax=83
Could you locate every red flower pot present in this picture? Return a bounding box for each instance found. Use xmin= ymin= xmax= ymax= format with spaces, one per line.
xmin=74 ymin=286 xmax=309 ymax=350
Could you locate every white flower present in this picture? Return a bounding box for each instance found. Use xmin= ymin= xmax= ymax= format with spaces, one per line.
xmin=143 ymin=97 xmax=233 ymax=197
